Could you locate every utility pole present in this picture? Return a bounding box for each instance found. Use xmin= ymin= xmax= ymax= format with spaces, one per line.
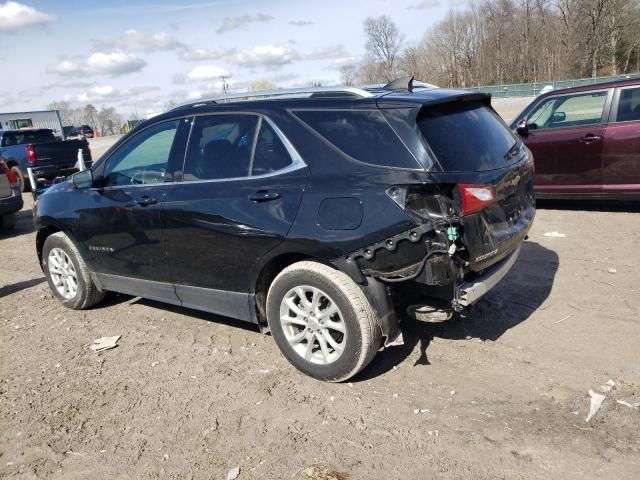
xmin=220 ymin=75 xmax=229 ymax=99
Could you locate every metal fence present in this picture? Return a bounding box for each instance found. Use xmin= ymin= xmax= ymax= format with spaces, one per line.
xmin=469 ymin=72 xmax=640 ymax=98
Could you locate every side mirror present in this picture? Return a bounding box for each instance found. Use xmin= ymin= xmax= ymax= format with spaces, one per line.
xmin=516 ymin=118 xmax=529 ymax=136
xmin=551 ymin=111 xmax=566 ymax=123
xmin=71 ymin=169 xmax=93 ymax=189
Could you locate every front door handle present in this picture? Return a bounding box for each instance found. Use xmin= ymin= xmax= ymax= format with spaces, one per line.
xmin=578 ymin=134 xmax=602 ymax=144
xmin=249 ymin=190 xmax=281 ymax=202
xmin=135 ymin=196 xmax=158 ymax=206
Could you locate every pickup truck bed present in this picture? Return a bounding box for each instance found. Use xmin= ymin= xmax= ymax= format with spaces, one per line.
xmin=0 ymin=129 xmax=92 ymax=192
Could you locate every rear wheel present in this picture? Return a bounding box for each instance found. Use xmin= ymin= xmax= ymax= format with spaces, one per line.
xmin=42 ymin=232 xmax=105 ymax=309
xmin=266 ymin=261 xmax=382 ymax=382
xmin=10 ymin=166 xmax=27 ymax=192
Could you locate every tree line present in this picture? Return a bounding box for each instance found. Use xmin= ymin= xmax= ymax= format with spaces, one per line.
xmin=342 ymin=0 xmax=640 ymax=88
xmin=47 ymin=101 xmax=124 ymax=136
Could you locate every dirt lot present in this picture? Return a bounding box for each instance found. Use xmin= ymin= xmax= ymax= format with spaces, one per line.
xmin=1 ymin=191 xmax=639 ymax=479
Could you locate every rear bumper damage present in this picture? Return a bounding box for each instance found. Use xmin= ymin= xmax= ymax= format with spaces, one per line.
xmin=454 ymin=245 xmax=520 ymax=308
xmin=333 ymin=223 xmax=524 ymax=345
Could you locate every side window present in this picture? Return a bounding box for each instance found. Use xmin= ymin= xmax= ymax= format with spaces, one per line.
xmin=183 ymin=115 xmax=258 ymax=181
xmin=616 ymin=87 xmax=640 ymax=122
xmin=293 ymin=110 xmax=418 ymax=168
xmin=251 ymin=121 xmax=293 ymax=176
xmin=527 ymin=91 xmax=608 ymax=130
xmin=103 ymin=120 xmax=178 ymax=187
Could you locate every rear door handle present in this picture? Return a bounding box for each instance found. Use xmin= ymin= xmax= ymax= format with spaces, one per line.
xmin=135 ymin=196 xmax=157 ymax=206
xmin=578 ymin=134 xmax=602 ymax=143
xmin=249 ymin=190 xmax=281 ymax=202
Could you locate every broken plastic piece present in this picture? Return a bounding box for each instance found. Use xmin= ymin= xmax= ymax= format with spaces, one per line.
xmin=585 ymin=389 xmax=606 ymax=422
xmin=544 ymin=231 xmax=566 ymax=238
xmin=90 ymin=335 xmax=121 ymax=353
xmin=226 ymin=466 xmax=240 ymax=480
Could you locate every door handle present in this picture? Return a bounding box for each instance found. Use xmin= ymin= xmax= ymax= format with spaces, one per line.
xmin=249 ymin=190 xmax=281 ymax=202
xmin=578 ymin=134 xmax=602 ymax=143
xmin=135 ymin=196 xmax=158 ymax=206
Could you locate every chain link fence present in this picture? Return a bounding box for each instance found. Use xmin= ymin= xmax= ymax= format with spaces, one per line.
xmin=469 ymin=72 xmax=640 ymax=98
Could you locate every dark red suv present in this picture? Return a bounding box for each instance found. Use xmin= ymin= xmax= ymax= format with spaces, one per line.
xmin=510 ymin=78 xmax=640 ymax=199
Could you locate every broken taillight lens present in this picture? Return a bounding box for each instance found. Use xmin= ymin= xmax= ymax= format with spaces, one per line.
xmin=457 ymin=184 xmax=496 ymax=215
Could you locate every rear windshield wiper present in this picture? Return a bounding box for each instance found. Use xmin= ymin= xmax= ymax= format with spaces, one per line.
xmin=504 ymin=140 xmax=522 ymax=161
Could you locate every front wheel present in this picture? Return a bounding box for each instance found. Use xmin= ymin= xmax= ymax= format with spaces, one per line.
xmin=42 ymin=232 xmax=105 ymax=309
xmin=266 ymin=261 xmax=382 ymax=382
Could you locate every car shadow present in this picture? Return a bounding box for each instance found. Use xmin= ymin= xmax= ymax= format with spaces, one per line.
xmin=0 ymin=277 xmax=45 ymax=298
xmin=356 ymin=241 xmax=559 ymax=381
xmin=92 ymin=292 xmax=260 ymax=334
xmin=0 ymin=209 xmax=34 ymax=239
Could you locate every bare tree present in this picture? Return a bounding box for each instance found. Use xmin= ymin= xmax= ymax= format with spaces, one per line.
xmin=249 ymin=79 xmax=278 ymax=91
xmin=339 ymin=63 xmax=358 ymax=86
xmin=363 ymin=15 xmax=405 ymax=81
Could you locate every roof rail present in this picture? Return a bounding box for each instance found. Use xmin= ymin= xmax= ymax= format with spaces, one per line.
xmin=171 ymin=86 xmax=375 ymax=110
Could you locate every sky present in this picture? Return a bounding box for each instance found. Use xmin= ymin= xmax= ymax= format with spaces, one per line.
xmin=0 ymin=0 xmax=464 ymax=118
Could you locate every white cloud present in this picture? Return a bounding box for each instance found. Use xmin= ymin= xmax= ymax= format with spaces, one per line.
xmin=0 ymin=1 xmax=53 ymax=31
xmin=303 ymin=45 xmax=349 ymax=61
xmin=87 ymin=51 xmax=147 ymax=76
xmin=47 ymin=50 xmax=147 ymax=77
xmin=289 ymin=20 xmax=314 ymax=27
xmin=77 ymin=85 xmax=159 ymax=102
xmin=186 ymin=65 xmax=230 ymax=81
xmin=178 ymin=47 xmax=237 ymax=62
xmin=95 ymin=29 xmax=184 ymax=53
xmin=230 ymin=45 xmax=299 ymax=69
xmin=216 ymin=13 xmax=273 ymax=34
xmin=407 ymin=0 xmax=440 ymax=9
xmin=46 ymin=59 xmax=83 ymax=75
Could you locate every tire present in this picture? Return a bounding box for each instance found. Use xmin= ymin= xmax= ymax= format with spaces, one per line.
xmin=266 ymin=261 xmax=382 ymax=382
xmin=10 ymin=166 xmax=28 ymax=192
xmin=42 ymin=232 xmax=105 ymax=309
xmin=0 ymin=213 xmax=16 ymax=231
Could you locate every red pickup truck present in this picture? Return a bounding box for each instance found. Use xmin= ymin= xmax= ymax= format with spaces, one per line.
xmin=510 ymin=78 xmax=640 ymax=200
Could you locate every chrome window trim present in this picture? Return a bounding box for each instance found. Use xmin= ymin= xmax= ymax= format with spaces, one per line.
xmin=101 ymin=112 xmax=307 ymax=190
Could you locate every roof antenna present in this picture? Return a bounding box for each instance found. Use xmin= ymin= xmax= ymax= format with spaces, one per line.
xmin=383 ymin=76 xmax=414 ymax=93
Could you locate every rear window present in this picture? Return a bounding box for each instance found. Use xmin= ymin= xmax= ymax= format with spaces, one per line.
xmin=1 ymin=130 xmax=56 ymax=146
xmin=417 ymin=102 xmax=518 ymax=172
xmin=293 ymin=109 xmax=419 ymax=169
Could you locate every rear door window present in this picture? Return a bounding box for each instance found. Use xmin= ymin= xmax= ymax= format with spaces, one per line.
xmin=417 ymin=101 xmax=518 ymax=172
xmin=615 ymin=87 xmax=640 ymax=122
xmin=293 ymin=109 xmax=419 ymax=169
xmin=182 ymin=115 xmax=258 ymax=181
xmin=251 ymin=121 xmax=293 ymax=176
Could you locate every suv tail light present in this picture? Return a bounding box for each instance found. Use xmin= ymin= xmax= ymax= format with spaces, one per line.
xmin=457 ymin=184 xmax=496 ymax=215
xmin=1 ymin=161 xmax=18 ymax=185
xmin=25 ymin=145 xmax=36 ymax=164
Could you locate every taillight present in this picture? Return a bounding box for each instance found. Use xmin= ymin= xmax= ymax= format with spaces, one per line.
xmin=457 ymin=184 xmax=496 ymax=215
xmin=0 ymin=161 xmax=18 ymax=185
xmin=25 ymin=145 xmax=36 ymax=164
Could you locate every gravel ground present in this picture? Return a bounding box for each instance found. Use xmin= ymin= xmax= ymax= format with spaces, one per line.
xmin=1 ymin=196 xmax=639 ymax=479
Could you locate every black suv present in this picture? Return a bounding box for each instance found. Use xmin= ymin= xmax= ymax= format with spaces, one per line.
xmin=34 ymin=78 xmax=535 ymax=381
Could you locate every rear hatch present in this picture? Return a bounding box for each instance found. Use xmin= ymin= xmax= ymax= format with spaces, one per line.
xmin=416 ymin=99 xmax=535 ymax=271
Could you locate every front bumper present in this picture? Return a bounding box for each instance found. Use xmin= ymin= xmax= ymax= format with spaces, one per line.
xmin=455 ymin=245 xmax=521 ymax=307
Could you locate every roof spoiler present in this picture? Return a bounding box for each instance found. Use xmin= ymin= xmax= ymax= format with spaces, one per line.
xmin=383 ymin=76 xmax=415 ymax=93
